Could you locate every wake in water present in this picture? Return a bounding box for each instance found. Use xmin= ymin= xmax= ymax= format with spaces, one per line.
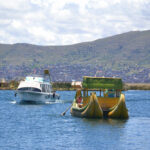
xmin=45 ymin=99 xmax=73 ymax=104
xmin=10 ymin=99 xmax=73 ymax=105
xmin=10 ymin=100 xmax=17 ymax=104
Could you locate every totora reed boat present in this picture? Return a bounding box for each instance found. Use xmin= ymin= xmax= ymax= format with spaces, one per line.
xmin=71 ymin=76 xmax=129 ymax=119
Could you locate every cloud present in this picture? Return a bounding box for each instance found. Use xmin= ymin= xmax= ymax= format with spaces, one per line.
xmin=0 ymin=0 xmax=150 ymax=45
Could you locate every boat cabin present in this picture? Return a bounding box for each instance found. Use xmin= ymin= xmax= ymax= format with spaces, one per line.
xmin=76 ymin=76 xmax=123 ymax=110
xmin=18 ymin=75 xmax=52 ymax=93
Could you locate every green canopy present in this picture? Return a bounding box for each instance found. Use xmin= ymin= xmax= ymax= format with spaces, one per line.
xmin=82 ymin=76 xmax=123 ymax=90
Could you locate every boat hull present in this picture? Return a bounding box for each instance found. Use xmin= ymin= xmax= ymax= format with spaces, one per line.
xmin=71 ymin=93 xmax=128 ymax=119
xmin=17 ymin=90 xmax=59 ymax=103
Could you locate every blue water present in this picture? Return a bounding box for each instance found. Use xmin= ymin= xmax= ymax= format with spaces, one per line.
xmin=0 ymin=90 xmax=150 ymax=150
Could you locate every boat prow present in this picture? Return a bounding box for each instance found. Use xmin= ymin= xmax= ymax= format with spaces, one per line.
xmin=108 ymin=94 xmax=129 ymax=118
xmin=71 ymin=93 xmax=103 ymax=118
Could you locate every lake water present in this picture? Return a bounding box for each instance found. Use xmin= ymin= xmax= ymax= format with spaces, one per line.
xmin=0 ymin=90 xmax=150 ymax=150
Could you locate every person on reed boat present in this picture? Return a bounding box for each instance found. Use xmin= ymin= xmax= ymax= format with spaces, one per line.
xmin=76 ymin=96 xmax=83 ymax=108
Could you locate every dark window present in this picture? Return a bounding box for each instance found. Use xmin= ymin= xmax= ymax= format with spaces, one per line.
xmin=41 ymin=84 xmax=46 ymax=92
xmin=18 ymin=87 xmax=41 ymax=92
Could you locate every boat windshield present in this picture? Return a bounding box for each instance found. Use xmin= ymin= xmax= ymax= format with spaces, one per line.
xmin=25 ymin=76 xmax=44 ymax=82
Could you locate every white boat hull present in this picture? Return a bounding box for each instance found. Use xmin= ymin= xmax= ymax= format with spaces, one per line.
xmin=17 ymin=90 xmax=59 ymax=103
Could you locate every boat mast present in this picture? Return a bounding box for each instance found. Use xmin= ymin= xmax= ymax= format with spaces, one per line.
xmin=44 ymin=69 xmax=53 ymax=92
xmin=44 ymin=70 xmax=51 ymax=82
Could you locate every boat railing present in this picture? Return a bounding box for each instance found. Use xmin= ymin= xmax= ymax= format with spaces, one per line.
xmin=82 ymin=89 xmax=121 ymax=98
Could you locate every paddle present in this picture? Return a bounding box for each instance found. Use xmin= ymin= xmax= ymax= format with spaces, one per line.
xmin=61 ymin=104 xmax=73 ymax=116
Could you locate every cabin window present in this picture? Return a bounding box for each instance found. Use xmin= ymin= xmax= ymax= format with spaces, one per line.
xmin=82 ymin=89 xmax=120 ymax=98
xmin=116 ymin=90 xmax=120 ymax=97
xmin=18 ymin=87 xmax=41 ymax=92
xmin=46 ymin=84 xmax=50 ymax=93
xmin=108 ymin=90 xmax=115 ymax=97
xmin=31 ymin=88 xmax=41 ymax=92
xmin=48 ymin=85 xmax=51 ymax=93
xmin=98 ymin=90 xmax=103 ymax=97
xmin=41 ymin=84 xmax=46 ymax=92
xmin=40 ymin=84 xmax=51 ymax=93
xmin=45 ymin=84 xmax=47 ymax=93
xmin=102 ymin=89 xmax=116 ymax=98
xmin=83 ymin=90 xmax=88 ymax=97
xmin=18 ymin=87 xmax=28 ymax=91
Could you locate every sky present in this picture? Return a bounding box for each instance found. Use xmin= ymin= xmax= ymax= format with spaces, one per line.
xmin=0 ymin=0 xmax=150 ymax=45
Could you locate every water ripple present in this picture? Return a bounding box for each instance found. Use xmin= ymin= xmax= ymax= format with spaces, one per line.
xmin=0 ymin=90 xmax=150 ymax=150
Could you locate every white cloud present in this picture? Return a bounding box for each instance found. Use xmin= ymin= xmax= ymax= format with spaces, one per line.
xmin=0 ymin=0 xmax=149 ymax=45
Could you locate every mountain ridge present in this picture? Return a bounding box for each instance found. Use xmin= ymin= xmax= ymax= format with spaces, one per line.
xmin=0 ymin=30 xmax=150 ymax=70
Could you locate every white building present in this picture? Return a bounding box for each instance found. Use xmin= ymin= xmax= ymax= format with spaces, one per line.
xmin=71 ymin=81 xmax=82 ymax=88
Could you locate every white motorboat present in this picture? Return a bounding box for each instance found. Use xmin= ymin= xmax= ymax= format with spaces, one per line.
xmin=15 ymin=70 xmax=60 ymax=103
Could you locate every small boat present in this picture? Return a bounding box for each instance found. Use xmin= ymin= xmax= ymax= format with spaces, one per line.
xmin=15 ymin=70 xmax=60 ymax=103
xmin=71 ymin=76 xmax=128 ymax=119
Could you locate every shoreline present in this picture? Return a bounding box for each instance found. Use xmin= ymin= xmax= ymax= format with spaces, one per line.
xmin=123 ymin=83 xmax=150 ymax=90
xmin=0 ymin=82 xmax=150 ymax=90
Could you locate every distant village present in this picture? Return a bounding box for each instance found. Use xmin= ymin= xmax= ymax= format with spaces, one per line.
xmin=0 ymin=64 xmax=150 ymax=83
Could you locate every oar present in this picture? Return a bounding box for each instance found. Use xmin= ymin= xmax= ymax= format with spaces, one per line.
xmin=61 ymin=104 xmax=73 ymax=116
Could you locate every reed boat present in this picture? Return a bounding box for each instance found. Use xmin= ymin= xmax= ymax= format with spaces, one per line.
xmin=71 ymin=76 xmax=129 ymax=119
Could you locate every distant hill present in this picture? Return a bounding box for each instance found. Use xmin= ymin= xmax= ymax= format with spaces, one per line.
xmin=0 ymin=30 xmax=150 ymax=70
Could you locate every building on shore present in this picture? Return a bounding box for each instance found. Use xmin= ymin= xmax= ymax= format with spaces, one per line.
xmin=0 ymin=78 xmax=8 ymax=88
xmin=71 ymin=80 xmax=82 ymax=88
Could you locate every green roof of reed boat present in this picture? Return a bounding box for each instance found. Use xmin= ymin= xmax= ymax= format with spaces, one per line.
xmin=82 ymin=76 xmax=123 ymax=90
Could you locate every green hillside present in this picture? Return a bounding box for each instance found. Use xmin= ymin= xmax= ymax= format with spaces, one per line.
xmin=0 ymin=30 xmax=150 ymax=70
